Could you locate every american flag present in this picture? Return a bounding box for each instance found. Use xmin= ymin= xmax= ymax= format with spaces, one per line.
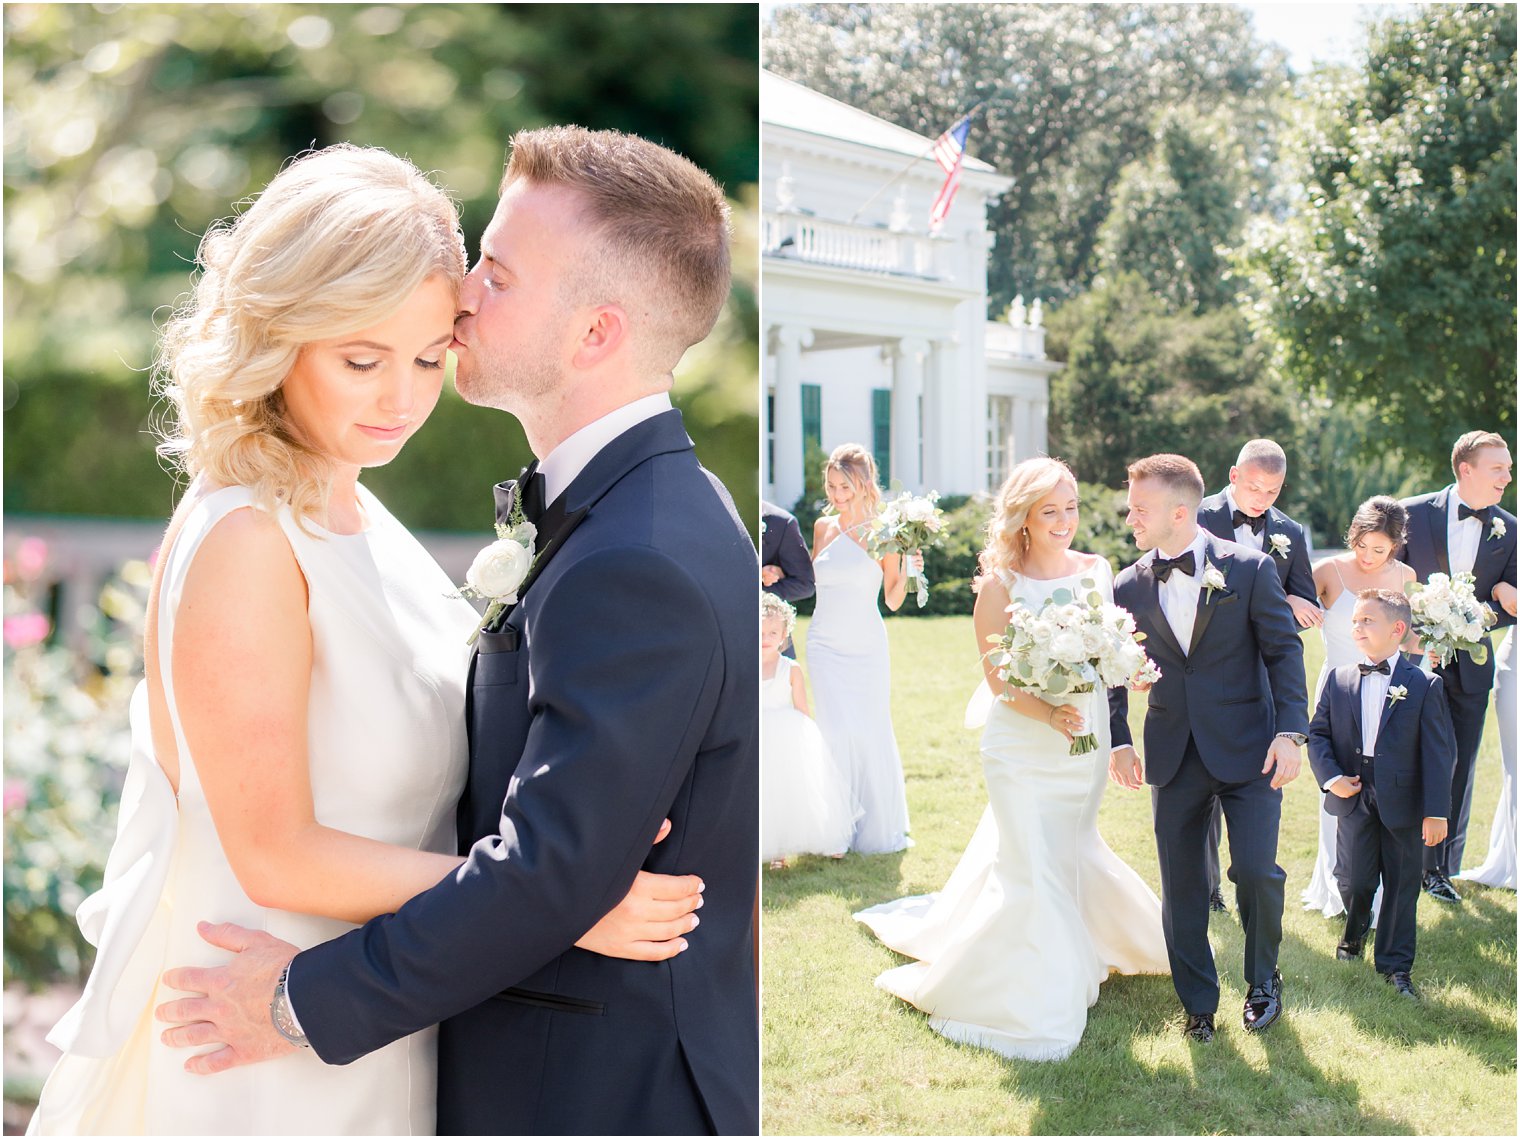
xmin=928 ymin=116 xmax=973 ymax=232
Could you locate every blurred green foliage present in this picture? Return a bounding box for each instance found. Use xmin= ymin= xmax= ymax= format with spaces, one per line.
xmin=3 ymin=2 xmax=759 ymax=534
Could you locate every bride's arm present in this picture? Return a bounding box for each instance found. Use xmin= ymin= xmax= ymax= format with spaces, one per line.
xmin=173 ymin=510 xmax=699 ymax=947
xmin=172 ymin=509 xmax=461 ymax=924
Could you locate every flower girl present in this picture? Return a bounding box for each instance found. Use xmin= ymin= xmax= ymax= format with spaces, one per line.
xmin=760 ymin=594 xmax=856 ymax=867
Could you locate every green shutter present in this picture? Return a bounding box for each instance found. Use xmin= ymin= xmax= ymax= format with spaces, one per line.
xmin=801 ymin=384 xmax=822 ymax=451
xmin=872 ymin=389 xmax=891 ymax=486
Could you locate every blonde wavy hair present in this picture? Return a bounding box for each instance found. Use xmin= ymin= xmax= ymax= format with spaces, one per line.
xmin=822 ymin=443 xmax=882 ymax=518
xmin=154 ymin=144 xmax=467 ymax=527
xmin=979 ymin=457 xmax=1079 ymax=580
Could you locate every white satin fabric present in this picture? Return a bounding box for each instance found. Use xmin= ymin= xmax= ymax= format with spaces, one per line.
xmin=856 ymin=563 xmax=1169 ymax=1061
xmin=29 ymin=482 xmax=472 ymax=1135
xmin=1459 ymin=628 xmax=1517 ymax=889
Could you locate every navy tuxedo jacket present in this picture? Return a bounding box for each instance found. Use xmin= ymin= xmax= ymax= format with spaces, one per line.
xmin=1307 ymin=655 xmax=1455 ymax=828
xmin=289 ymin=411 xmax=759 ymax=1135
xmin=1398 ymin=486 xmax=1517 ymax=691
xmin=760 ymin=501 xmax=815 ymax=603
xmin=1108 ymin=533 xmax=1308 ymax=786
xmin=1197 ymin=490 xmax=1317 ymax=608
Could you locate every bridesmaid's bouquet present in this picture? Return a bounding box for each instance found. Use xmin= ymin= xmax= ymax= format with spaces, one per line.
xmin=1405 ymin=571 xmax=1494 ymax=667
xmin=985 ymin=577 xmax=1162 ymax=754
xmin=867 ymin=490 xmax=945 ymax=608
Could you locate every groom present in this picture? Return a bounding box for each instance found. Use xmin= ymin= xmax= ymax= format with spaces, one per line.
xmin=156 ymin=128 xmax=759 ymax=1134
xmin=1108 ymin=454 xmax=1307 ymax=1042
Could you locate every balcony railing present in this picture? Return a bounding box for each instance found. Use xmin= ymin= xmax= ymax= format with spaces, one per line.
xmin=762 ymin=211 xmax=950 ymax=281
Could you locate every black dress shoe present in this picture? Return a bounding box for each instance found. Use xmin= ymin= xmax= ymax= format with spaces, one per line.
xmin=1422 ymin=872 xmax=1462 ymax=904
xmin=1184 ymin=1012 xmax=1215 ymax=1042
xmin=1384 ymin=971 xmax=1418 ymax=999
xmin=1336 ymin=939 xmax=1363 ymax=960
xmin=1242 ymin=969 xmax=1283 ymax=1032
xmin=1209 ymin=888 xmax=1229 ymax=914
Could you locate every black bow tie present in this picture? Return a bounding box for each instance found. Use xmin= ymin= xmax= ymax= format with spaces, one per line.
xmin=1153 ymin=550 xmax=1196 ymax=583
xmin=1359 ymin=660 xmax=1391 ymax=676
xmin=495 ymin=463 xmax=548 ymax=528
xmin=1458 ymin=503 xmax=1493 ymax=525
xmin=1232 ymin=509 xmax=1267 ymax=535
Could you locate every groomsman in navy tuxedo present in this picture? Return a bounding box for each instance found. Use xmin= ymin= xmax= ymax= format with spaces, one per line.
xmin=762 ymin=500 xmax=814 ymax=658
xmin=1196 ymin=439 xmax=1321 ymax=913
xmin=1309 ymin=589 xmax=1455 ymax=999
xmin=1109 ymin=454 xmax=1308 ymax=1041
xmin=1399 ymin=430 xmax=1516 ymax=904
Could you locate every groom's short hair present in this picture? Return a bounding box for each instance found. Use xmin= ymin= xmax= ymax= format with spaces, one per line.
xmin=502 ymin=126 xmax=731 ymax=375
xmin=1451 ymin=430 xmax=1509 ymax=477
xmin=1235 ymin=439 xmax=1287 ymax=475
xmin=1127 ymin=454 xmax=1205 ymax=509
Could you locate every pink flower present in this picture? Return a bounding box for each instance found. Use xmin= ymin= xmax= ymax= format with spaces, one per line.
xmin=3 ymin=781 xmax=26 ymax=814
xmin=4 ymin=612 xmax=51 ymax=649
xmin=15 ymin=537 xmax=47 ymax=580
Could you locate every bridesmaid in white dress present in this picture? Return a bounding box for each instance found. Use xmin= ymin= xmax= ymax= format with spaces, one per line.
xmin=807 ymin=444 xmax=921 ymax=855
xmin=27 ymin=147 xmax=694 ymax=1136
xmin=857 ymin=458 xmax=1169 ymax=1062
xmin=1302 ymin=497 xmax=1416 ymax=920
xmin=1457 ymin=626 xmax=1517 ymax=889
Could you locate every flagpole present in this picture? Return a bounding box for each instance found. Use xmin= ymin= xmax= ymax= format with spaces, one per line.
xmin=845 ymin=102 xmax=985 ymax=226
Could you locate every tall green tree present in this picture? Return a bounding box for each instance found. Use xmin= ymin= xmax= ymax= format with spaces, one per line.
xmin=1250 ymin=3 xmax=1517 ymax=483
xmin=764 ymin=2 xmax=1287 ymax=309
xmin=1043 ymin=272 xmax=1297 ymax=490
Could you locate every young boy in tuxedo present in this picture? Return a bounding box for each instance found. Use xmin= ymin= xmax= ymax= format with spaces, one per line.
xmin=1308 ymin=589 xmax=1456 ymax=998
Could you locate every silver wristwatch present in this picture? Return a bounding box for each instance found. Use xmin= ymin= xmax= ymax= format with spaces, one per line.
xmin=271 ymin=963 xmax=311 ymax=1048
xmin=1276 ymin=731 xmax=1307 ymax=747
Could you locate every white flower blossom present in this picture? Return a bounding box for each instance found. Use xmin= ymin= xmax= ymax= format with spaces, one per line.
xmin=1268 ymin=533 xmax=1291 ymax=559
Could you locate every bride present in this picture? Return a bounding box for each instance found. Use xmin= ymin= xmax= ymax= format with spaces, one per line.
xmin=27 ymin=145 xmax=698 ymax=1136
xmin=856 ymin=457 xmax=1169 ymax=1061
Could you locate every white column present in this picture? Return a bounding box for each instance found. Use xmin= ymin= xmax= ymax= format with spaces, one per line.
xmin=1013 ymin=395 xmax=1033 ymax=469
xmin=925 ymin=338 xmax=959 ymax=493
xmin=1032 ymin=396 xmax=1049 ymax=460
xmin=768 ymin=324 xmax=812 ymax=506
xmin=890 ymin=337 xmax=927 ymax=491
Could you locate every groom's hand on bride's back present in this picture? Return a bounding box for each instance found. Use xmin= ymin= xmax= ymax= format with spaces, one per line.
xmin=575 ymin=816 xmax=704 ymax=962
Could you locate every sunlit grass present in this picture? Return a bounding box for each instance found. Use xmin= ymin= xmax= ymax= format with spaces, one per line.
xmin=762 ymin=616 xmax=1516 ymax=1136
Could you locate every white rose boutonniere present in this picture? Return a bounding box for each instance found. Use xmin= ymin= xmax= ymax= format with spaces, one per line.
xmin=1202 ymin=562 xmax=1227 ymax=602
xmin=1491 ymin=517 xmax=1507 ymax=541
xmin=1386 ymin=684 xmax=1408 ymax=706
xmin=455 ymin=509 xmax=538 ymax=645
xmin=1268 ymin=533 xmax=1292 ymax=559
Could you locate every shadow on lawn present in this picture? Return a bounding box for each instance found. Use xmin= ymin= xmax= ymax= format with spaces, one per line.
xmin=761 ymin=849 xmax=911 ymax=913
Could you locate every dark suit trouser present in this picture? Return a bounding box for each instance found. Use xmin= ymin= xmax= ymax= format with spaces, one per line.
xmin=1336 ymin=758 xmax=1421 ymax=974
xmin=1206 ymin=798 xmax=1225 ymax=894
xmin=1153 ymin=737 xmax=1286 ymax=1014
xmin=1424 ymin=676 xmax=1489 ymax=876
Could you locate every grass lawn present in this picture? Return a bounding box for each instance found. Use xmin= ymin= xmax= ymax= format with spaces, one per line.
xmin=762 ymin=616 xmax=1516 ymax=1136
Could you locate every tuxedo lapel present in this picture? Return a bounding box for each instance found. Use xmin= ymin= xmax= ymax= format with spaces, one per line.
xmin=1187 ymin=537 xmax=1232 ymax=654
xmin=1135 ymin=558 xmax=1186 ymax=660
xmin=1343 ymin=665 xmax=1364 ymax=749
xmin=1428 ymin=488 xmax=1452 ymax=576
xmin=1472 ymin=510 xmax=1510 ymax=583
xmin=1375 ymin=656 xmax=1416 ymax=741
xmin=516 ymin=409 xmax=695 ymax=603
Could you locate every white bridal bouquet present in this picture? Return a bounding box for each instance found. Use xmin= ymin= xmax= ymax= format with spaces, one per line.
xmin=985 ymin=577 xmax=1163 ymax=754
xmin=1405 ymin=571 xmax=1495 ymax=667
xmin=867 ymin=490 xmax=945 ymax=608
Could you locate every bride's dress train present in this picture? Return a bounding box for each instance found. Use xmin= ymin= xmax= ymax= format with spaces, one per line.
xmin=856 ymin=565 xmax=1168 ymax=1062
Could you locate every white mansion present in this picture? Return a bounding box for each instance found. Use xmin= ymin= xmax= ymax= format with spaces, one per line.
xmin=762 ymin=69 xmax=1059 ymax=509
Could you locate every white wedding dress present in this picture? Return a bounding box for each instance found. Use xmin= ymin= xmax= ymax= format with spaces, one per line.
xmin=855 ymin=561 xmax=1169 ymax=1061
xmin=1458 ymin=627 xmax=1517 ymax=889
xmin=29 ymin=482 xmax=473 ymax=1136
xmin=807 ymin=528 xmax=911 ymax=854
xmin=760 ymin=656 xmax=856 ymax=861
xmin=1302 ymin=568 xmax=1383 ymax=922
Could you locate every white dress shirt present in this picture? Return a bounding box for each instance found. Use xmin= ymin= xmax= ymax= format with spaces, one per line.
xmin=1155 ymin=529 xmax=1209 ymax=655
xmin=1357 ymin=656 xmax=1395 ymax=757
xmin=1223 ymin=485 xmax=1266 ymax=552
xmin=538 ymin=392 xmax=674 ymax=504
xmin=1446 ymin=486 xmax=1484 ymax=577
